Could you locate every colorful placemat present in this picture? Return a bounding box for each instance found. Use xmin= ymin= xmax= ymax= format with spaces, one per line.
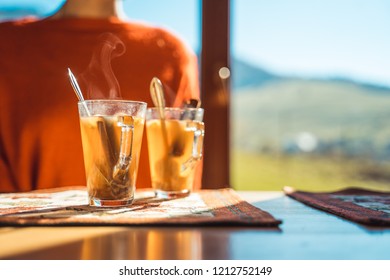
xmin=0 ymin=187 xmax=281 ymax=227
xmin=284 ymin=186 xmax=390 ymax=226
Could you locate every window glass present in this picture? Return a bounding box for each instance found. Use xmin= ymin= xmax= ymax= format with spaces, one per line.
xmin=0 ymin=0 xmax=64 ymax=20
xmin=231 ymin=0 xmax=390 ymax=191
xmin=0 ymin=0 xmax=200 ymax=52
xmin=124 ymin=0 xmax=200 ymax=53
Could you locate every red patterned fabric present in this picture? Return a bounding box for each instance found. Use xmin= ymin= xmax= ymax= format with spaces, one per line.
xmin=0 ymin=188 xmax=281 ymax=227
xmin=285 ymin=186 xmax=390 ymax=226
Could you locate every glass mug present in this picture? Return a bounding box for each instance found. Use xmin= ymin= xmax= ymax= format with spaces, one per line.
xmin=146 ymin=107 xmax=204 ymax=198
xmin=78 ymin=100 xmax=146 ymax=207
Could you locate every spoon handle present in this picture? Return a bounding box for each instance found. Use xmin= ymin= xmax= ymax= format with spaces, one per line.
xmin=150 ymin=77 xmax=166 ymax=112
xmin=68 ymin=68 xmax=84 ymax=101
xmin=67 ymin=68 xmax=91 ymax=116
xmin=150 ymin=78 xmax=169 ymax=147
xmin=150 ymin=77 xmax=171 ymax=184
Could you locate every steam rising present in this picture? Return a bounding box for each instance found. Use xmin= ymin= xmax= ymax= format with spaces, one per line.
xmin=81 ymin=33 xmax=126 ymax=99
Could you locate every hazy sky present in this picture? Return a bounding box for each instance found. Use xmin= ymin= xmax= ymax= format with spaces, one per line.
xmin=232 ymin=0 xmax=390 ymax=86
xmin=2 ymin=0 xmax=390 ymax=86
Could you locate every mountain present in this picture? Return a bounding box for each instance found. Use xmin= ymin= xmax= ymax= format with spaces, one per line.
xmin=231 ymin=59 xmax=390 ymax=159
xmin=231 ymin=58 xmax=280 ymax=90
xmin=231 ymin=57 xmax=390 ymax=93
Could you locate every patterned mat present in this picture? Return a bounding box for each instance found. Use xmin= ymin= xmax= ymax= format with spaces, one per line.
xmin=284 ymin=186 xmax=390 ymax=226
xmin=0 ymin=187 xmax=281 ymax=227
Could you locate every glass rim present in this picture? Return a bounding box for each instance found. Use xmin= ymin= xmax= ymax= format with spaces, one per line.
xmin=78 ymin=99 xmax=147 ymax=106
xmin=147 ymin=107 xmax=204 ymax=112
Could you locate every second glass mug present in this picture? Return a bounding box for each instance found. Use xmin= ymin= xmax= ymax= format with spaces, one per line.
xmin=146 ymin=107 xmax=205 ymax=198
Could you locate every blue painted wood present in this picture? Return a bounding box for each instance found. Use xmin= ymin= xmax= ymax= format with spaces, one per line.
xmin=232 ymin=196 xmax=390 ymax=259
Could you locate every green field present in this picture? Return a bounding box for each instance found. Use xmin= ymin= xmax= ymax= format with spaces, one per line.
xmin=231 ymin=150 xmax=390 ymax=192
xmin=230 ymin=78 xmax=390 ymax=193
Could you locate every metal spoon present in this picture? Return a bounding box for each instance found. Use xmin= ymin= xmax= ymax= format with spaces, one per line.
xmin=150 ymin=77 xmax=166 ymax=116
xmin=150 ymin=77 xmax=169 ymax=149
xmin=150 ymin=77 xmax=172 ymax=185
xmin=67 ymin=68 xmax=91 ymax=116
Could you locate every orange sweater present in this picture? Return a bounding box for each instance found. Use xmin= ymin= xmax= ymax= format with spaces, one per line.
xmin=0 ymin=17 xmax=200 ymax=192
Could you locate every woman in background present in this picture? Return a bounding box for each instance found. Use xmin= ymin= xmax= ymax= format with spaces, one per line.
xmin=0 ymin=0 xmax=200 ymax=192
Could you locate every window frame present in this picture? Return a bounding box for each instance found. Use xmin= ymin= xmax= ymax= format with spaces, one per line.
xmin=201 ymin=0 xmax=231 ymax=188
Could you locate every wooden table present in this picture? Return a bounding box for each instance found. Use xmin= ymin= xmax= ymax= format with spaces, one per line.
xmin=1 ymin=191 xmax=390 ymax=260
